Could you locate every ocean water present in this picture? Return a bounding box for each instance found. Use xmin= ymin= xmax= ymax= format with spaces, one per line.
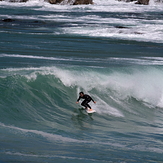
xmin=1 ymin=0 xmax=163 ymax=162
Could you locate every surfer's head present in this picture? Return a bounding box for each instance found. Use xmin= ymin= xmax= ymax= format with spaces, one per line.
xmin=79 ymin=92 xmax=84 ymax=97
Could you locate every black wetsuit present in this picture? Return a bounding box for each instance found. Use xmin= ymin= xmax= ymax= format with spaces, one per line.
xmin=77 ymin=94 xmax=95 ymax=109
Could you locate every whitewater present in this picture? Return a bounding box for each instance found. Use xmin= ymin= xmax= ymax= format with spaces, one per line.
xmin=0 ymin=0 xmax=163 ymax=162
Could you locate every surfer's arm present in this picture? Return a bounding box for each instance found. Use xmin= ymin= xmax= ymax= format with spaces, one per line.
xmin=76 ymin=96 xmax=81 ymax=103
xmin=90 ymin=96 xmax=96 ymax=104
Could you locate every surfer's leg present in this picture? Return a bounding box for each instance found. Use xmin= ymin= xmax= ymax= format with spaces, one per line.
xmin=81 ymin=100 xmax=87 ymax=109
xmin=85 ymin=102 xmax=91 ymax=109
xmin=81 ymin=100 xmax=92 ymax=109
xmin=81 ymin=100 xmax=91 ymax=109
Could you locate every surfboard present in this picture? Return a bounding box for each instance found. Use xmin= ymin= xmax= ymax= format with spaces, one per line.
xmin=86 ymin=108 xmax=96 ymax=114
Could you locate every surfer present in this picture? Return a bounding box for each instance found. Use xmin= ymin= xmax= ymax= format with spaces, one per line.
xmin=76 ymin=92 xmax=96 ymax=110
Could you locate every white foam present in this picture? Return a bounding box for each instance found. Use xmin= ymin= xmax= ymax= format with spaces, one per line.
xmin=107 ymin=68 xmax=163 ymax=108
xmin=1 ymin=54 xmax=70 ymax=61
xmin=93 ymin=95 xmax=124 ymax=117
xmin=0 ymin=54 xmax=103 ymax=64
xmin=109 ymin=57 xmax=163 ymax=66
xmin=63 ymin=22 xmax=163 ymax=43
xmin=1 ymin=0 xmax=163 ymax=43
xmin=47 ymin=4 xmax=163 ymax=43
xmin=0 ymin=0 xmax=46 ymax=7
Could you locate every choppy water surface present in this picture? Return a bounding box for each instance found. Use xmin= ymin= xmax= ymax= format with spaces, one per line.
xmin=0 ymin=0 xmax=163 ymax=162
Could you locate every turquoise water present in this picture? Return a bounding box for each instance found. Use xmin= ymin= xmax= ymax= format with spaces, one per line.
xmin=1 ymin=0 xmax=163 ymax=162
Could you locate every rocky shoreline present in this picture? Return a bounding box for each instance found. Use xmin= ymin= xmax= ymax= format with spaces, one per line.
xmin=118 ymin=0 xmax=149 ymax=5
xmin=47 ymin=0 xmax=93 ymax=5
xmin=0 ymin=0 xmax=152 ymax=5
xmin=0 ymin=0 xmax=94 ymax=4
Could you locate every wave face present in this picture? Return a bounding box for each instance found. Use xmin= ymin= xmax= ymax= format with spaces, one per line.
xmin=1 ymin=64 xmax=163 ymax=119
xmin=1 ymin=1 xmax=163 ymax=162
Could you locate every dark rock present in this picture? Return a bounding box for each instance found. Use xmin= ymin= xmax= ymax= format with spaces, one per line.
xmin=118 ymin=0 xmax=149 ymax=5
xmin=2 ymin=18 xmax=15 ymax=22
xmin=33 ymin=20 xmax=39 ymax=23
xmin=0 ymin=0 xmax=94 ymax=5
xmin=115 ymin=26 xmax=129 ymax=29
xmin=48 ymin=0 xmax=56 ymax=4
xmin=73 ymin=0 xmax=93 ymax=5
xmin=135 ymin=0 xmax=149 ymax=5
xmin=134 ymin=32 xmax=143 ymax=34
xmin=48 ymin=0 xmax=94 ymax=4
xmin=118 ymin=0 xmax=137 ymax=2
xmin=48 ymin=0 xmax=63 ymax=4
